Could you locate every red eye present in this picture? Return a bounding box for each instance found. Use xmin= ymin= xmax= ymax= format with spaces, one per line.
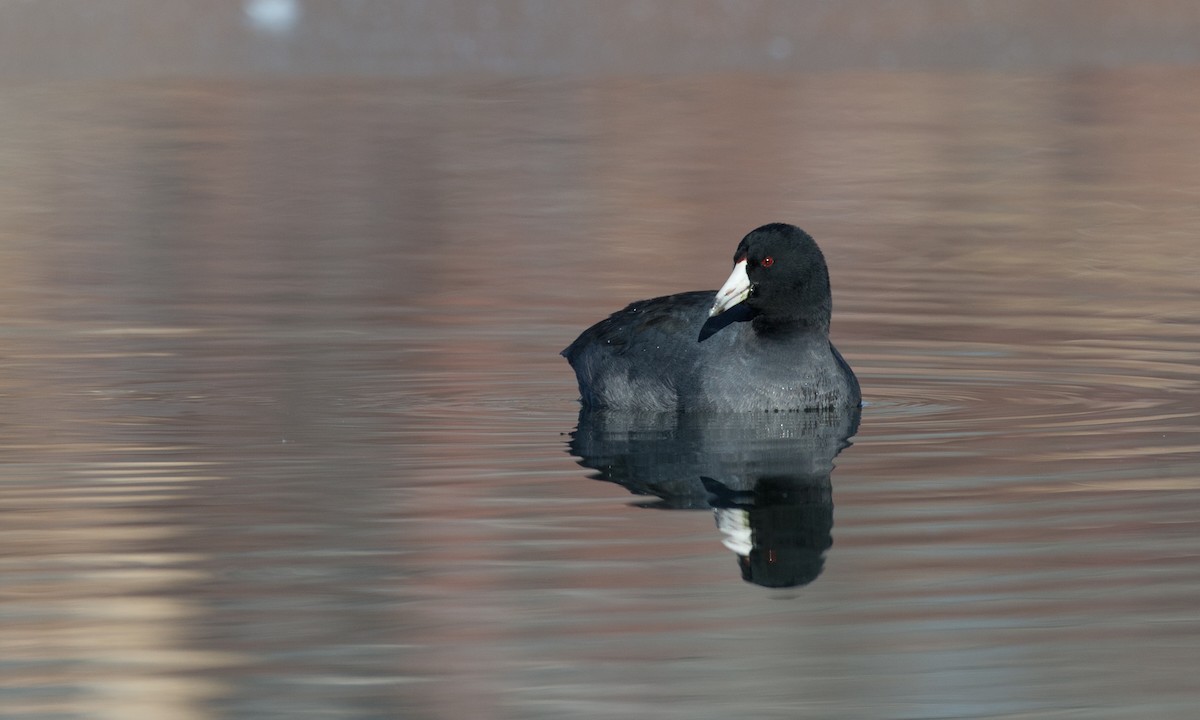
xmin=761 ymin=256 xmax=774 ymax=268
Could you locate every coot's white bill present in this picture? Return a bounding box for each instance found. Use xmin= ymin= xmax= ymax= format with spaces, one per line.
xmin=710 ymin=259 xmax=751 ymax=317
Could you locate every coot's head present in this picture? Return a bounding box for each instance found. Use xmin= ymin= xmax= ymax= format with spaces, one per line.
xmin=710 ymin=223 xmax=833 ymax=331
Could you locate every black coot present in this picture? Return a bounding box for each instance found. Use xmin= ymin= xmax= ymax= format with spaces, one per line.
xmin=562 ymin=223 xmax=860 ymax=411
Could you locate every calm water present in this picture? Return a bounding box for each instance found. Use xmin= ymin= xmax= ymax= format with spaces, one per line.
xmin=2 ymin=71 xmax=1200 ymax=719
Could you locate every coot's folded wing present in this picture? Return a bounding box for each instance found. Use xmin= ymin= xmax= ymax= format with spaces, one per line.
xmin=562 ymin=291 xmax=715 ymax=409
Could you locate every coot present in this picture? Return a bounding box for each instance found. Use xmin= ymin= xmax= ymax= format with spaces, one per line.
xmin=562 ymin=223 xmax=860 ymax=411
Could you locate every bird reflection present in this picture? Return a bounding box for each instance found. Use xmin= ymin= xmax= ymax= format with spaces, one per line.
xmin=567 ymin=407 xmax=860 ymax=588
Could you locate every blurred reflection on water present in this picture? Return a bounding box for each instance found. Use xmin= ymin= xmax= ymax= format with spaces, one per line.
xmin=570 ymin=408 xmax=860 ymax=587
xmin=1 ymin=70 xmax=1199 ymax=718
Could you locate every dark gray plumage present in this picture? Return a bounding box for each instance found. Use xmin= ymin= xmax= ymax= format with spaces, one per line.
xmin=562 ymin=223 xmax=860 ymax=411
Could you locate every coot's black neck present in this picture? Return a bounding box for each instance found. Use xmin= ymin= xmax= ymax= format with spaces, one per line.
xmin=751 ymin=298 xmax=832 ymax=337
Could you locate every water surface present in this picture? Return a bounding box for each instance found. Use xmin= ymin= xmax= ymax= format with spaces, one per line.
xmin=2 ymin=70 xmax=1199 ymax=718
